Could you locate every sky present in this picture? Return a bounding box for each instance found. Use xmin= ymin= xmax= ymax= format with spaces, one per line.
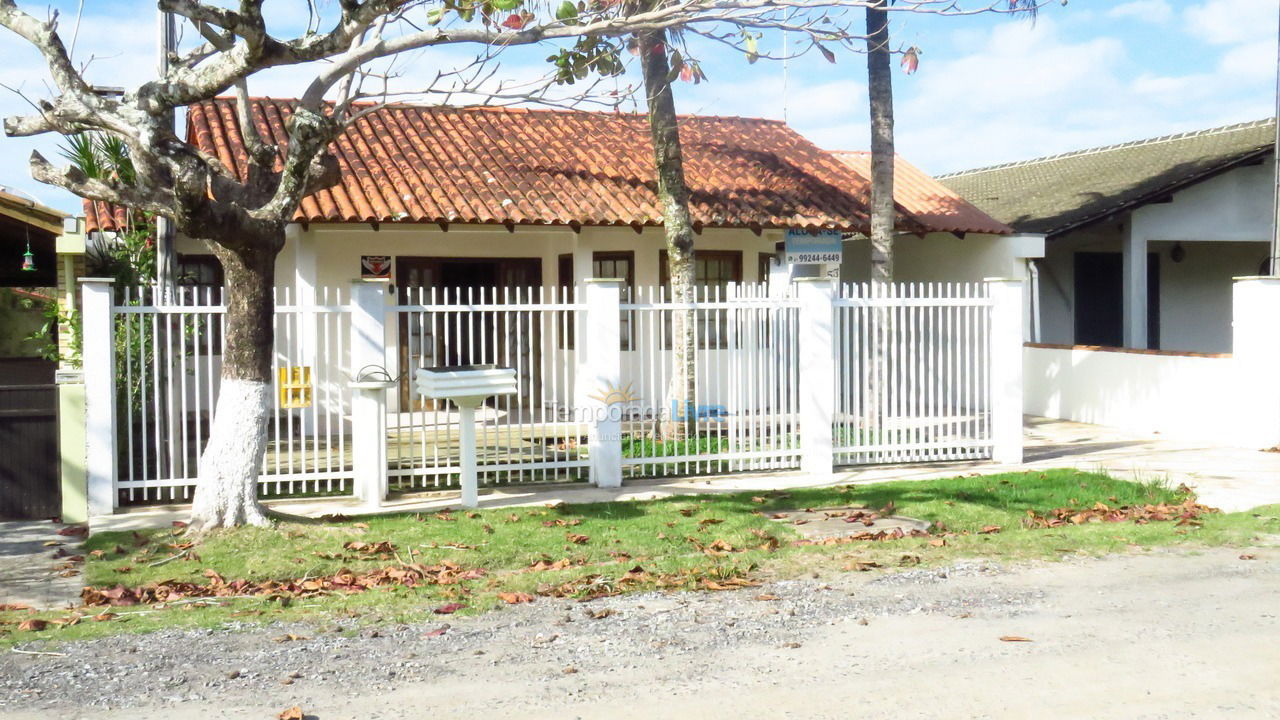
xmin=0 ymin=0 xmax=1277 ymax=215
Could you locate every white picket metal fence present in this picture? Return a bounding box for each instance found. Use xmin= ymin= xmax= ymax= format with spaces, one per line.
xmin=834 ymin=282 xmax=994 ymax=465
xmin=79 ymin=277 xmax=1022 ymax=514
xmin=110 ymin=286 xmax=354 ymax=503
xmin=389 ymin=286 xmax=588 ymax=488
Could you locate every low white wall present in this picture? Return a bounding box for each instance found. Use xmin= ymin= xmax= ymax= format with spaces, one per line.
xmin=1023 ymin=344 xmax=1242 ymax=445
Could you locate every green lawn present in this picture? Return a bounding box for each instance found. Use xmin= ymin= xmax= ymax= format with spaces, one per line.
xmin=3 ymin=469 xmax=1276 ymax=647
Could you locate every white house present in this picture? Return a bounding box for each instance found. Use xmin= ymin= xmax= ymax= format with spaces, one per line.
xmin=76 ymin=97 xmax=1038 ymax=512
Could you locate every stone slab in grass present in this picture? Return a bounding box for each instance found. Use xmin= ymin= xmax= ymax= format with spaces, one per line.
xmin=767 ymin=506 xmax=930 ymax=541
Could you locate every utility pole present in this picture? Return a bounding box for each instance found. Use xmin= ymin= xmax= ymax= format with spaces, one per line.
xmin=156 ymin=10 xmax=177 ymax=300
xmin=1271 ymin=1 xmax=1280 ymax=275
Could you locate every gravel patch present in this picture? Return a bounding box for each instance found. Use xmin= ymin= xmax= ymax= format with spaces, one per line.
xmin=0 ymin=559 xmax=1034 ymax=714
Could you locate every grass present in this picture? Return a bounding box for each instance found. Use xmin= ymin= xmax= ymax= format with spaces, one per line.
xmin=3 ymin=468 xmax=1276 ymax=647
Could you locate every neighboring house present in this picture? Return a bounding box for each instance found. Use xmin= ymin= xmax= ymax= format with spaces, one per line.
xmin=943 ymin=118 xmax=1275 ymax=355
xmin=0 ymin=188 xmax=79 ymax=520
xmin=942 ymin=120 xmax=1280 ymax=448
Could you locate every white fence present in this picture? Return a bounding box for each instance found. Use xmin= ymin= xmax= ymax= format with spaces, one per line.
xmin=80 ymin=277 xmax=1023 ymax=514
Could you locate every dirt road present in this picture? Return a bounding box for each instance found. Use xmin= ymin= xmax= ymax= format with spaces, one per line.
xmin=3 ymin=547 xmax=1277 ymax=719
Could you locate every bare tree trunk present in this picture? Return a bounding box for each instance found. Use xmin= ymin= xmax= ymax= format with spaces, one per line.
xmin=639 ymin=30 xmax=697 ymax=441
xmin=188 ymin=235 xmax=280 ymax=532
xmin=867 ymin=0 xmax=895 ymax=285
xmin=865 ymin=1 xmax=895 ymax=438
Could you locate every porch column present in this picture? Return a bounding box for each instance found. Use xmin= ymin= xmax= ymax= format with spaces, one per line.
xmin=582 ymin=279 xmax=623 ymax=488
xmin=1232 ymin=277 xmax=1280 ymax=449
xmin=986 ymin=278 xmax=1024 ymax=464
xmin=81 ymin=278 xmax=117 ymax=519
xmin=795 ymin=277 xmax=835 ymax=476
xmin=350 ymin=279 xmax=390 ymax=505
xmin=1122 ymin=224 xmax=1148 ymax=349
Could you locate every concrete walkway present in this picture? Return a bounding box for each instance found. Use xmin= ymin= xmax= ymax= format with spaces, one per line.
xmin=0 ymin=521 xmax=84 ymax=610
xmin=89 ymin=416 xmax=1280 ymax=533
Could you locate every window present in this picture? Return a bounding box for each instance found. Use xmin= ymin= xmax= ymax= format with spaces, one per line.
xmin=593 ymin=251 xmax=635 ymax=350
xmin=175 ymin=254 xmax=224 ymax=349
xmin=658 ymin=250 xmax=742 ymax=348
xmin=176 ymin=255 xmax=224 ymax=296
xmin=557 ymin=253 xmax=574 ymax=349
xmin=659 ymin=250 xmax=742 ymax=296
xmin=759 ymin=252 xmax=776 ymax=285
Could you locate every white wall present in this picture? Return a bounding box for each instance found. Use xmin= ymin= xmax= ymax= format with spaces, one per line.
xmin=1131 ymin=160 xmax=1273 ymax=244
xmin=1024 ymin=345 xmax=1240 ymax=445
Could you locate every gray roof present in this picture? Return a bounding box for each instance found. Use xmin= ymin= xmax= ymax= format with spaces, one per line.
xmin=939 ymin=119 xmax=1275 ymax=237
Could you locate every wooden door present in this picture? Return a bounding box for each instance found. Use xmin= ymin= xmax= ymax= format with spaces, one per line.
xmin=397 ymin=257 xmax=542 ymax=409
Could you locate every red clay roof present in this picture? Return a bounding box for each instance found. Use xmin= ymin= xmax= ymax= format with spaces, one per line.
xmin=831 ymin=151 xmax=1012 ymax=235
xmin=85 ymin=98 xmax=1008 ymax=236
xmin=181 ymin=98 xmax=874 ymax=232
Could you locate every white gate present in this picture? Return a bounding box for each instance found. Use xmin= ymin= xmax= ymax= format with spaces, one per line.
xmin=834 ymin=282 xmax=994 ymax=465
xmin=619 ymin=284 xmax=801 ymax=477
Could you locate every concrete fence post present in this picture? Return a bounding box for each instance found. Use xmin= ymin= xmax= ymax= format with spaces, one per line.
xmin=795 ymin=277 xmax=836 ymax=476
xmin=1232 ymin=277 xmax=1280 ymax=450
xmin=582 ymin=279 xmax=624 ymax=488
xmin=80 ymin=278 xmax=117 ymax=518
xmin=986 ymin=278 xmax=1025 ymax=464
xmin=349 ymin=279 xmax=390 ymax=505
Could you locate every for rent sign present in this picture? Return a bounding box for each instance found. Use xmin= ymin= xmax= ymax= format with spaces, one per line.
xmin=784 ymin=229 xmax=843 ymax=265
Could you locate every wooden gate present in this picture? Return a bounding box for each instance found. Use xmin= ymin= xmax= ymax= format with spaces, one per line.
xmin=0 ymin=358 xmax=59 ymax=519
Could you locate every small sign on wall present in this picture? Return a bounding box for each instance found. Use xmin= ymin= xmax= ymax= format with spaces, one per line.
xmin=361 ymin=255 xmax=392 ymax=279
xmin=784 ymin=230 xmax=843 ymax=265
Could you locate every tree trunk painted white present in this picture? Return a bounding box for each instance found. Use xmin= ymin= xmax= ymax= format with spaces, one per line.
xmin=638 ymin=30 xmax=698 ymax=441
xmin=189 ymin=377 xmax=271 ymax=529
xmin=188 ymin=239 xmax=280 ymax=532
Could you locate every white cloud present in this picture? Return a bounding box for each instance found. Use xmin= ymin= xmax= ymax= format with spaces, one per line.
xmin=1184 ymin=0 xmax=1278 ymax=46
xmin=795 ymin=14 xmax=1273 ymax=176
xmin=1108 ymin=0 xmax=1174 ymax=23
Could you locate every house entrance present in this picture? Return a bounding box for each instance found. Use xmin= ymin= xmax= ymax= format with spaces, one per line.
xmin=396 ymin=257 xmax=542 ymax=409
xmin=1073 ymin=251 xmax=1159 ymax=349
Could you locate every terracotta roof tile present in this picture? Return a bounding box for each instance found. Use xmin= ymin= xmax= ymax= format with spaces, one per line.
xmin=85 ymin=98 xmax=1004 ymax=236
xmin=831 ymin=151 xmax=1012 ymax=236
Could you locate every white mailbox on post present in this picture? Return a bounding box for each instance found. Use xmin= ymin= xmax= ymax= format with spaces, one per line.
xmin=415 ymin=365 xmax=517 ymax=508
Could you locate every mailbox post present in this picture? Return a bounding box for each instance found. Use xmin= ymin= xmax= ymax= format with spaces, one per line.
xmin=415 ymin=365 xmax=517 ymax=508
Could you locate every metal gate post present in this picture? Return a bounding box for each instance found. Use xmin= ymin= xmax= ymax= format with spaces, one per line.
xmin=81 ymin=278 xmax=117 ymax=518
xmin=350 ymin=279 xmax=390 ymax=505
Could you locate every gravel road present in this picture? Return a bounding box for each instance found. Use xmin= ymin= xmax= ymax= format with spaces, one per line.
xmin=2 ymin=547 xmax=1277 ymax=719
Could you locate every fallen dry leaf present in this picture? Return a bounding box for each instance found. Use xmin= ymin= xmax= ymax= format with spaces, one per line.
xmin=999 ymin=635 xmax=1033 ymax=642
xmin=17 ymin=619 xmax=47 ymax=632
xmin=565 ymin=533 xmax=590 ymax=545
xmin=754 ymin=593 xmax=780 ymax=601
xmin=278 ymin=707 xmax=305 ymax=720
xmin=497 ymin=592 xmax=535 ymax=605
xmin=1239 ymin=553 xmax=1257 ymax=560
xmin=979 ymin=525 xmax=1002 ymax=535
xmin=273 ymin=633 xmax=308 ymax=643
xmin=434 ymin=602 xmax=467 ymax=615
